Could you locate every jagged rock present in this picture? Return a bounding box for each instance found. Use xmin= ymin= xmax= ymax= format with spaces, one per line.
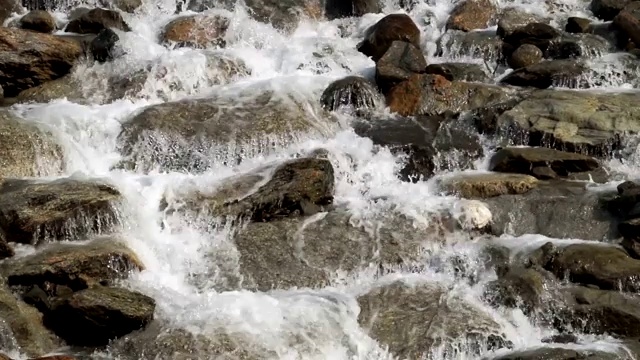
xmin=161 ymin=15 xmax=229 ymax=48
xmin=0 ymin=110 xmax=63 ymax=178
xmin=566 ymin=17 xmax=592 ymax=33
xmin=320 ymin=75 xmax=383 ymax=114
xmin=438 ymin=173 xmax=539 ymax=198
xmin=357 ymin=13 xmax=421 ymax=62
xmin=325 ymin=0 xmax=381 ymax=20
xmin=591 ymin=0 xmax=633 ymax=20
xmin=358 ymin=281 xmax=508 ymax=359
xmin=508 ymin=44 xmax=542 ymax=69
xmin=614 ymin=2 xmax=640 ymax=49
xmin=500 ymin=59 xmax=585 ymax=89
xmin=375 ymin=40 xmax=426 ymax=93
xmin=446 ymin=0 xmax=497 ymax=32
xmin=424 ymin=63 xmax=490 ymax=82
xmin=0 ymin=178 xmax=122 ymax=245
xmin=0 ymin=27 xmax=82 ymax=97
xmin=19 ymin=10 xmax=55 ymax=33
xmin=43 ymin=286 xmax=154 ymax=346
xmin=496 ymin=7 xmax=549 ymax=39
xmin=2 ymin=238 xmax=144 ymax=291
xmin=90 ymin=28 xmax=119 ymax=62
xmin=65 ymin=8 xmax=130 ymax=34
xmin=489 ymin=147 xmax=600 ymax=180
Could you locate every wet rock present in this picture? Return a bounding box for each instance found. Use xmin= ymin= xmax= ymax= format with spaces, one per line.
xmin=541 ymin=334 xmax=579 ymax=344
xmin=438 ymin=173 xmax=539 ymax=198
xmin=0 ymin=238 xmax=13 ymax=259
xmin=446 ymin=0 xmax=497 ymax=32
xmin=496 ymin=8 xmax=549 ymax=39
xmin=588 ymin=21 xmax=629 ymax=49
xmin=19 ymin=10 xmax=55 ymax=33
xmin=566 ymin=16 xmax=592 ymax=33
xmin=0 ymin=178 xmax=122 ymax=245
xmin=488 ymin=347 xmax=620 ymax=360
xmin=358 ymin=281 xmax=508 ymax=359
xmin=500 ymin=59 xmax=586 ymax=88
xmin=508 ymin=44 xmax=542 ymax=69
xmin=591 ymin=0 xmax=632 ymax=20
xmin=161 ymin=15 xmax=229 ymax=49
xmin=613 ymin=2 xmax=640 ymax=50
xmin=484 ymin=266 xmax=554 ymax=314
xmin=163 ymin=157 xmax=334 ymax=223
xmin=0 ymin=110 xmax=63 ymax=178
xmin=489 ymin=147 xmax=600 ymax=180
xmin=0 ymin=27 xmax=83 ymax=97
xmin=375 ymin=40 xmax=426 ymax=93
xmin=117 ymin=91 xmax=337 ymax=173
xmin=0 ymin=285 xmax=59 ymax=357
xmin=502 ymin=22 xmax=561 ymax=55
xmin=437 ymin=30 xmax=503 ymax=61
xmin=494 ymin=89 xmax=640 ymax=156
xmin=325 ymin=0 xmax=381 ymax=20
xmin=90 ymin=28 xmax=119 ymax=62
xmin=424 ymin=63 xmax=490 ymax=82
xmin=545 ymin=39 xmax=582 ymax=59
xmin=484 ymin=181 xmax=618 ymax=240
xmin=357 ymin=13 xmax=421 ymax=62
xmin=107 ymin=0 xmax=142 ymax=13
xmin=320 ymin=75 xmax=383 ymax=114
xmin=65 ymin=8 xmax=130 ymax=34
xmin=0 ymin=0 xmax=22 ymax=24
xmin=43 ymin=286 xmax=154 ymax=346
xmin=14 ymin=75 xmax=83 ymax=103
xmin=2 ymin=238 xmax=143 ymax=291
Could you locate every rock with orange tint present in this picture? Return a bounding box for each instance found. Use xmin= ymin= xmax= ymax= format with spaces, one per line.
xmin=446 ymin=0 xmax=497 ymax=32
xmin=161 ymin=15 xmax=229 ymax=49
xmin=357 ymin=14 xmax=421 ymax=62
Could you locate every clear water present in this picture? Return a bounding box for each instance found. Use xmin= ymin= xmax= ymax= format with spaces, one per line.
xmin=3 ymin=0 xmax=640 ymax=358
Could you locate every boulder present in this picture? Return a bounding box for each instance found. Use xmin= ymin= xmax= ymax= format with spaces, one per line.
xmin=43 ymin=286 xmax=154 ymax=346
xmin=508 ymin=44 xmax=542 ymax=69
xmin=0 ymin=285 xmax=59 ymax=357
xmin=375 ymin=40 xmax=426 ymax=93
xmin=438 ymin=173 xmax=538 ymax=198
xmin=591 ymin=0 xmax=633 ymax=20
xmin=446 ymin=0 xmax=497 ymax=32
xmin=161 ymin=15 xmax=229 ymax=49
xmin=357 ymin=281 xmax=508 ymax=359
xmin=325 ymin=0 xmax=381 ymax=20
xmin=0 ymin=27 xmax=83 ymax=97
xmin=2 ymin=238 xmax=144 ymax=291
xmin=488 ymin=347 xmax=620 ymax=360
xmin=90 ymin=28 xmax=119 ymax=62
xmin=65 ymin=8 xmax=130 ymax=34
xmin=566 ymin=17 xmax=592 ymax=33
xmin=357 ymin=13 xmax=421 ymax=62
xmin=489 ymin=147 xmax=600 ymax=180
xmin=496 ymin=7 xmax=549 ymax=39
xmin=0 ymin=110 xmax=63 ymax=178
xmin=492 ymin=89 xmax=640 ymax=156
xmin=424 ymin=63 xmax=490 ymax=82
xmin=320 ymin=76 xmax=383 ymax=114
xmin=19 ymin=10 xmax=55 ymax=33
xmin=613 ymin=2 xmax=640 ymax=49
xmin=0 ymin=0 xmax=22 ymax=24
xmin=500 ymin=59 xmax=585 ymax=89
xmin=116 ymin=91 xmax=337 ymax=173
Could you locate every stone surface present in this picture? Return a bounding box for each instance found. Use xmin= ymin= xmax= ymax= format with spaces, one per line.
xmin=591 ymin=0 xmax=632 ymax=20
xmin=375 ymin=40 xmax=426 ymax=93
xmin=489 ymin=147 xmax=600 ymax=180
xmin=488 ymin=347 xmax=619 ymax=360
xmin=0 ymin=0 xmax=22 ymax=24
xmin=496 ymin=7 xmax=549 ymax=39
xmin=446 ymin=0 xmax=497 ymax=32
xmin=439 ymin=173 xmax=539 ymax=198
xmin=161 ymin=15 xmax=229 ymax=49
xmin=320 ymin=75 xmax=383 ymax=114
xmin=19 ymin=10 xmax=55 ymax=33
xmin=424 ymin=63 xmax=490 ymax=82
xmin=0 ymin=27 xmax=83 ymax=97
xmin=90 ymin=28 xmax=119 ymax=62
xmin=613 ymin=2 xmax=640 ymax=49
xmin=566 ymin=16 xmax=592 ymax=33
xmin=500 ymin=59 xmax=585 ymax=89
xmin=484 ymin=266 xmax=554 ymax=314
xmin=357 ymin=13 xmax=421 ymax=62
xmin=508 ymin=44 xmax=542 ymax=69
xmin=325 ymin=0 xmax=381 ymax=20
xmin=65 ymin=8 xmax=130 ymax=34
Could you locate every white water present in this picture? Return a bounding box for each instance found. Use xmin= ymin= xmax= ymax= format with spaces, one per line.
xmin=4 ymin=0 xmax=640 ymax=358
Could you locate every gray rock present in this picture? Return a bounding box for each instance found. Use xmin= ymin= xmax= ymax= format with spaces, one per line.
xmin=508 ymin=44 xmax=542 ymax=69
xmin=497 ymin=7 xmax=550 ymax=39
xmin=320 ymin=75 xmax=383 ymax=115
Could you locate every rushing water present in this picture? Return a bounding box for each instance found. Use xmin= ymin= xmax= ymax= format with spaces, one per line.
xmin=4 ymin=0 xmax=640 ymax=358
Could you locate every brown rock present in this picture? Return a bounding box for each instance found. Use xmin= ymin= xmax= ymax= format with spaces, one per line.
xmin=161 ymin=15 xmax=229 ymax=49
xmin=20 ymin=10 xmax=55 ymax=33
xmin=496 ymin=7 xmax=550 ymax=39
xmin=439 ymin=173 xmax=539 ymax=198
xmin=357 ymin=13 xmax=421 ymax=62
xmin=614 ymin=2 xmax=640 ymax=49
xmin=500 ymin=59 xmax=586 ymax=89
xmin=375 ymin=40 xmax=426 ymax=93
xmin=489 ymin=147 xmax=600 ymax=179
xmin=446 ymin=0 xmax=498 ymax=32
xmin=508 ymin=44 xmax=542 ymax=69
xmin=0 ymin=27 xmax=83 ymax=97
xmin=65 ymin=8 xmax=130 ymax=34
xmin=566 ymin=16 xmax=592 ymax=33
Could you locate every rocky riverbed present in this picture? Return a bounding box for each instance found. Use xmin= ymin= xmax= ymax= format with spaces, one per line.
xmin=2 ymin=0 xmax=640 ymax=359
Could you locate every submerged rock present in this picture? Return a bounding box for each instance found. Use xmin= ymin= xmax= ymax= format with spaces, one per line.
xmin=65 ymin=8 xmax=130 ymax=34
xmin=320 ymin=76 xmax=383 ymax=114
xmin=19 ymin=10 xmax=55 ymax=33
xmin=446 ymin=0 xmax=497 ymax=32
xmin=436 ymin=30 xmax=503 ymax=61
xmin=357 ymin=14 xmax=421 ymax=62
xmin=438 ymin=173 xmax=539 ymax=198
xmin=161 ymin=15 xmax=229 ymax=48
xmin=489 ymin=147 xmax=601 ymax=180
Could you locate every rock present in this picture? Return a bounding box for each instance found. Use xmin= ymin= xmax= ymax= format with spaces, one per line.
xmin=508 ymin=44 xmax=542 ymax=69
xmin=116 ymin=91 xmax=337 ymax=173
xmin=493 ymin=89 xmax=640 ymax=156
xmin=424 ymin=63 xmax=490 ymax=82
xmin=357 ymin=13 xmax=421 ymax=62
xmin=0 ymin=27 xmax=83 ymax=97
xmin=386 ymin=74 xmax=512 ymax=116
xmin=162 ymin=157 xmax=334 ymax=223
xmin=161 ymin=15 xmax=229 ymax=49
xmin=500 ymin=59 xmax=586 ymax=88
xmin=108 ymin=0 xmax=142 ymax=12
xmin=90 ymin=28 xmax=119 ymax=62
xmin=0 ymin=0 xmax=21 ymax=24
xmin=325 ymin=0 xmax=381 ymax=20
xmin=496 ymin=7 xmax=549 ymax=39
xmin=437 ymin=30 xmax=503 ymax=62
xmin=19 ymin=10 xmax=55 ymax=33
xmin=438 ymin=173 xmax=539 ymax=198
xmin=14 ymin=75 xmax=83 ymax=104
xmin=2 ymin=238 xmax=143 ymax=291
xmin=375 ymin=40 xmax=426 ymax=93
xmin=357 ymin=281 xmax=507 ymax=359
xmin=43 ymin=286 xmax=154 ymax=346
xmin=65 ymin=8 xmax=130 ymax=34
xmin=489 ymin=147 xmax=600 ymax=180
xmin=488 ymin=347 xmax=620 ymax=360
xmin=0 ymin=285 xmax=59 ymax=357
xmin=614 ymin=2 xmax=640 ymax=50
xmin=591 ymin=0 xmax=632 ymax=20
xmin=484 ymin=267 xmax=554 ymax=314
xmin=588 ymin=21 xmax=630 ymax=49
xmin=446 ymin=0 xmax=497 ymax=32
xmin=544 ymin=39 xmax=582 ymax=59
xmin=566 ymin=16 xmax=592 ymax=33
xmin=320 ymin=75 xmax=383 ymax=115
xmin=483 ymin=181 xmax=618 ymax=240
xmin=0 ymin=110 xmax=63 ymax=178
xmin=0 ymin=178 xmax=122 ymax=245
xmin=502 ymin=22 xmax=561 ymax=55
